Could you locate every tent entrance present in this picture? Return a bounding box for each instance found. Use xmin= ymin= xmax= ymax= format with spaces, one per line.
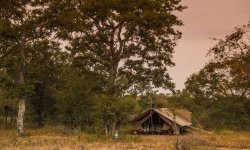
xmin=139 ymin=112 xmax=173 ymax=134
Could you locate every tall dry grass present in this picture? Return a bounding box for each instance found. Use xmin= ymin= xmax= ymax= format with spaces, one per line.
xmin=0 ymin=126 xmax=249 ymax=150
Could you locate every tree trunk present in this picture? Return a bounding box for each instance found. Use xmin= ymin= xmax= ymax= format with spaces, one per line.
xmin=4 ymin=106 xmax=8 ymax=128
xmin=5 ymin=115 xmax=8 ymax=128
xmin=17 ymin=97 xmax=25 ymax=135
xmin=104 ymin=62 xmax=119 ymax=136
xmin=107 ymin=62 xmax=119 ymax=94
xmin=105 ymin=122 xmax=117 ymax=137
xmin=17 ymin=70 xmax=25 ymax=135
xmin=105 ymin=123 xmax=109 ymax=136
xmin=16 ymin=45 xmax=26 ymax=135
xmin=111 ymin=122 xmax=117 ymax=136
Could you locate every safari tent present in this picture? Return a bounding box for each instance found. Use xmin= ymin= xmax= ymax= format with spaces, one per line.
xmin=131 ymin=108 xmax=192 ymax=135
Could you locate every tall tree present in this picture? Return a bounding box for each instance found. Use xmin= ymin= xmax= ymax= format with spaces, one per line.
xmin=208 ymin=22 xmax=250 ymax=98
xmin=27 ymin=40 xmax=62 ymax=127
xmin=47 ymin=0 xmax=186 ymax=93
xmin=184 ymin=22 xmax=250 ymax=129
xmin=47 ymin=0 xmax=185 ymax=135
xmin=186 ymin=22 xmax=250 ymax=99
xmin=0 ymin=0 xmax=57 ymax=134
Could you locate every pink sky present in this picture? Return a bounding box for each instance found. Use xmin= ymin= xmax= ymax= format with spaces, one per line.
xmin=169 ymin=0 xmax=250 ymax=90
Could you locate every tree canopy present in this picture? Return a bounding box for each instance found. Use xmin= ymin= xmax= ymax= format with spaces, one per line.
xmin=181 ymin=23 xmax=250 ymax=129
xmin=0 ymin=0 xmax=186 ymax=135
xmin=46 ymin=0 xmax=185 ymax=94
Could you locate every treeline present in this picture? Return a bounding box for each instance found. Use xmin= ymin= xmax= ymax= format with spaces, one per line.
xmin=0 ymin=0 xmax=249 ymax=136
xmin=169 ymin=23 xmax=250 ymax=130
xmin=0 ymin=0 xmax=185 ymax=135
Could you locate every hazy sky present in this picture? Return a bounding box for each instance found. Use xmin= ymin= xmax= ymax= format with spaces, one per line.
xmin=168 ymin=0 xmax=250 ymax=90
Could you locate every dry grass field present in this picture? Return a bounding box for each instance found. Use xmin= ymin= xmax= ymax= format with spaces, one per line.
xmin=0 ymin=126 xmax=249 ymax=150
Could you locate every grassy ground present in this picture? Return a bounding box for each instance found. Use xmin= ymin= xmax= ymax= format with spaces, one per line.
xmin=0 ymin=126 xmax=249 ymax=150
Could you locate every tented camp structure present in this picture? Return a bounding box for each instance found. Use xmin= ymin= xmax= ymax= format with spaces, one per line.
xmin=131 ymin=108 xmax=192 ymax=135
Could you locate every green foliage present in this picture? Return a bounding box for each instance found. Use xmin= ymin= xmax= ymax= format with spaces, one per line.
xmin=53 ymin=66 xmax=97 ymax=128
xmin=41 ymin=0 xmax=186 ymax=134
xmin=0 ymin=0 xmax=63 ymax=133
xmin=47 ymin=0 xmax=186 ymax=94
xmin=182 ymin=23 xmax=250 ymax=130
xmin=138 ymin=92 xmax=169 ymax=109
xmin=1 ymin=0 xmax=249 ymax=135
xmin=94 ymin=94 xmax=140 ymax=129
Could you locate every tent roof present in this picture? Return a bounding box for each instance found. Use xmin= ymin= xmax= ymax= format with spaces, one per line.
xmin=131 ymin=108 xmax=192 ymax=127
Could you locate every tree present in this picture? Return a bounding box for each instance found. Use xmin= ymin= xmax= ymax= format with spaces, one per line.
xmin=208 ymin=22 xmax=250 ymax=99
xmin=0 ymin=0 xmax=58 ymax=134
xmin=26 ymin=41 xmax=63 ymax=127
xmin=184 ymin=22 xmax=250 ymax=129
xmin=138 ymin=92 xmax=169 ymax=109
xmin=187 ymin=22 xmax=250 ymax=100
xmin=46 ymin=0 xmax=185 ymax=135
xmin=94 ymin=94 xmax=139 ymax=135
xmin=53 ymin=66 xmax=98 ymax=129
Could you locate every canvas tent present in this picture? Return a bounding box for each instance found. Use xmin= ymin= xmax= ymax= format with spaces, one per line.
xmin=131 ymin=108 xmax=192 ymax=135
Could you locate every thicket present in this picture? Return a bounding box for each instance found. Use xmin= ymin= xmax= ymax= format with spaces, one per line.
xmin=169 ymin=23 xmax=250 ymax=130
xmin=0 ymin=0 xmax=249 ymax=134
xmin=0 ymin=0 xmax=185 ymax=135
